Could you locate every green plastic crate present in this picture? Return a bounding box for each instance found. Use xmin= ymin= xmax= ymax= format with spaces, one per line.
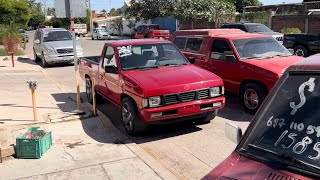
xmin=16 ymin=127 xmax=52 ymax=159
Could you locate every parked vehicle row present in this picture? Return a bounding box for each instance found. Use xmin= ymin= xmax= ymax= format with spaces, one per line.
xmin=131 ymin=24 xmax=170 ymax=39
xmin=92 ymin=28 xmax=111 ymax=40
xmin=283 ymin=33 xmax=320 ymax=57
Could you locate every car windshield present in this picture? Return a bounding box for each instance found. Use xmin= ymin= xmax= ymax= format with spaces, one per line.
xmin=148 ymin=25 xmax=161 ymax=30
xmin=43 ymin=31 xmax=72 ymax=42
xmin=232 ymin=37 xmax=291 ymax=60
xmin=239 ymin=72 xmax=320 ymax=174
xmin=118 ymin=43 xmax=188 ymax=70
xmin=246 ymin=24 xmax=273 ymax=33
xmin=98 ymin=29 xmax=107 ymax=33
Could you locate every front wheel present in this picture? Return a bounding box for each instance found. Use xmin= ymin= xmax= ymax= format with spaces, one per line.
xmin=121 ymin=97 xmax=148 ymax=135
xmin=240 ymin=83 xmax=268 ymax=115
xmin=86 ymin=79 xmax=93 ymax=104
xmin=91 ymin=36 xmax=94 ymax=40
xmin=294 ymin=45 xmax=309 ymax=57
xmin=34 ymin=49 xmax=41 ymax=62
xmin=41 ymin=53 xmax=48 ymax=67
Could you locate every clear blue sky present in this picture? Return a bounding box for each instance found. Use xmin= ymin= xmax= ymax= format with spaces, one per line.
xmin=44 ymin=0 xmax=302 ymax=12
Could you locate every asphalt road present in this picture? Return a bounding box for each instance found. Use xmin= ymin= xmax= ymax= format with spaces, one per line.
xmin=25 ymin=31 xmax=252 ymax=179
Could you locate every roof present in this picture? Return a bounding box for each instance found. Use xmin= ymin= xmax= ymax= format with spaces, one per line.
xmin=289 ymin=54 xmax=320 ymax=71
xmin=223 ymin=22 xmax=263 ymax=25
xmin=173 ymin=29 xmax=268 ymax=39
xmin=41 ymin=28 xmax=68 ymax=32
xmin=106 ymin=39 xmax=170 ymax=46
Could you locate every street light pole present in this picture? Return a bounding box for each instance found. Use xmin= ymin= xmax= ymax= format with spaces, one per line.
xmin=88 ymin=0 xmax=93 ymax=34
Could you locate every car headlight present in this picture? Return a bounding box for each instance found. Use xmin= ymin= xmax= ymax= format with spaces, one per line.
xmin=210 ymin=86 xmax=223 ymax=97
xmin=45 ymin=49 xmax=55 ymax=54
xmin=148 ymin=96 xmax=161 ymax=107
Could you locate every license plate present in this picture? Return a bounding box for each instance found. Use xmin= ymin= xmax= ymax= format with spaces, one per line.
xmin=63 ymin=56 xmax=70 ymax=60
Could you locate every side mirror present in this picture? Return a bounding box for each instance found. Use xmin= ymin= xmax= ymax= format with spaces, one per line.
xmin=188 ymin=57 xmax=196 ymax=64
xmin=225 ymin=122 xmax=242 ymax=144
xmin=105 ymin=65 xmax=117 ymax=74
xmin=34 ymin=39 xmax=40 ymax=44
xmin=224 ymin=51 xmax=236 ymax=62
xmin=76 ymin=36 xmax=80 ymax=41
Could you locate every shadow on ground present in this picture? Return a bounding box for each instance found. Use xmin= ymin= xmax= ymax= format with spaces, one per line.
xmin=51 ymin=92 xmax=87 ymax=113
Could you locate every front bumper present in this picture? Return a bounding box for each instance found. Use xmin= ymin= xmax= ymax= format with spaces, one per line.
xmin=44 ymin=52 xmax=84 ymax=64
xmin=140 ymin=96 xmax=225 ymax=123
xmin=98 ymin=35 xmax=111 ymax=39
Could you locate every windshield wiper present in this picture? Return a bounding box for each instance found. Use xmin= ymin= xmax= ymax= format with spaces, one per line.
xmin=161 ymin=63 xmax=187 ymax=67
xmin=248 ymin=144 xmax=320 ymax=173
xmin=123 ymin=65 xmax=159 ymax=70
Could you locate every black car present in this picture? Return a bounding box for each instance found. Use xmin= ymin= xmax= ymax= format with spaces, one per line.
xmin=283 ymin=34 xmax=320 ymax=57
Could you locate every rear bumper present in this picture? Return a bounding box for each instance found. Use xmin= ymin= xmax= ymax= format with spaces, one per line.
xmin=44 ymin=53 xmax=84 ymax=64
xmin=140 ymin=97 xmax=225 ymax=123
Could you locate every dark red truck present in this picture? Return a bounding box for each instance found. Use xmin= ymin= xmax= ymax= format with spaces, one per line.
xmin=169 ymin=29 xmax=303 ymax=114
xmin=131 ymin=24 xmax=170 ymax=39
xmin=79 ymin=39 xmax=225 ymax=135
xmin=203 ymin=54 xmax=320 ymax=180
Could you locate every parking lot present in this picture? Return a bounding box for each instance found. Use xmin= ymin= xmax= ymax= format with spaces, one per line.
xmin=25 ymin=32 xmax=252 ymax=179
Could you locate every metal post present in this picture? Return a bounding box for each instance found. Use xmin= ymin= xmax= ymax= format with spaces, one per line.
xmin=91 ymin=78 xmax=96 ymax=116
xmin=89 ymin=0 xmax=93 ymax=34
xmin=71 ymin=15 xmax=81 ymax=110
xmin=11 ymin=53 xmax=14 ymax=67
xmin=27 ymin=81 xmax=38 ymax=121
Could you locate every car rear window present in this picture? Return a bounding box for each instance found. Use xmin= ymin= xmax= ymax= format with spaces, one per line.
xmin=185 ymin=38 xmax=202 ymax=52
xmin=174 ymin=37 xmax=187 ymax=49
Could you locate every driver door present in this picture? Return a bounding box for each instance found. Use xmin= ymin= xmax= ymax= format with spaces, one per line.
xmin=99 ymin=46 xmax=121 ymax=104
xmin=208 ymin=38 xmax=240 ymax=94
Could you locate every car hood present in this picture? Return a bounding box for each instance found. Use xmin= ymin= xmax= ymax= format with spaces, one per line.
xmin=242 ymin=55 xmax=303 ymax=75
xmin=122 ymin=65 xmax=223 ymax=97
xmin=44 ymin=41 xmax=81 ymax=50
xmin=203 ymin=153 xmax=313 ymax=180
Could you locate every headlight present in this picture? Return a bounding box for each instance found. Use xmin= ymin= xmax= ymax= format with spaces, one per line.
xmin=45 ymin=49 xmax=55 ymax=54
xmin=148 ymin=96 xmax=161 ymax=107
xmin=210 ymin=87 xmax=223 ymax=97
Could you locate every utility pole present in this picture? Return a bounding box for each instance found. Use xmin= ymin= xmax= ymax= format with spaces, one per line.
xmin=88 ymin=0 xmax=93 ymax=34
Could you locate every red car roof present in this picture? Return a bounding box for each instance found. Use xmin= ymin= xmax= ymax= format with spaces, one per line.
xmin=106 ymin=39 xmax=170 ymax=46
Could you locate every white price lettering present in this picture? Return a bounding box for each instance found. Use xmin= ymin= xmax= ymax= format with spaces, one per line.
xmin=292 ymin=136 xmax=313 ymax=154
xmin=308 ymin=142 xmax=320 ymax=160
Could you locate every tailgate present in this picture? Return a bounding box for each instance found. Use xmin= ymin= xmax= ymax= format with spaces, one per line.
xmin=152 ymin=30 xmax=170 ymax=38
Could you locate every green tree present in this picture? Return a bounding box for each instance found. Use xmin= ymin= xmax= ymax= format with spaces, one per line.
xmin=228 ymin=0 xmax=260 ymax=12
xmin=110 ymin=8 xmax=119 ymax=16
xmin=28 ymin=12 xmax=45 ymax=28
xmin=0 ymin=0 xmax=31 ymax=27
xmin=47 ymin=7 xmax=55 ymax=16
xmin=110 ymin=17 xmax=123 ymax=35
xmin=101 ymin=9 xmax=107 ymax=13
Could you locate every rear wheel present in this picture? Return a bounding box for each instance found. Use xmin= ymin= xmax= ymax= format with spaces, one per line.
xmin=121 ymin=97 xmax=148 ymax=135
xmin=240 ymin=83 xmax=268 ymax=115
xmin=294 ymin=45 xmax=309 ymax=57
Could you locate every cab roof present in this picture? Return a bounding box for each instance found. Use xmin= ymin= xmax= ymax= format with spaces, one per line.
xmin=289 ymin=54 xmax=320 ymax=71
xmin=172 ymin=29 xmax=268 ymax=39
xmin=106 ymin=39 xmax=170 ymax=46
xmin=40 ymin=28 xmax=68 ymax=32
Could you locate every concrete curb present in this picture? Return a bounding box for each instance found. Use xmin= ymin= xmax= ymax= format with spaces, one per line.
xmin=83 ymin=102 xmax=180 ymax=180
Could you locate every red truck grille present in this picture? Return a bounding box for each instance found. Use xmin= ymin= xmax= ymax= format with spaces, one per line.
xmin=164 ymin=89 xmax=210 ymax=105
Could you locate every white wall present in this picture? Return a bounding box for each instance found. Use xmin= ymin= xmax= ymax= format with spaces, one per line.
xmin=96 ymin=17 xmax=151 ymax=35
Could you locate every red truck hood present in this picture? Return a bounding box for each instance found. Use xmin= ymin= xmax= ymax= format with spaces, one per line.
xmin=203 ymin=152 xmax=313 ymax=180
xmin=242 ymin=55 xmax=303 ymax=75
xmin=123 ymin=65 xmax=223 ymax=97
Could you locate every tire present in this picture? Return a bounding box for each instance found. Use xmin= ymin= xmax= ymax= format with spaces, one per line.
xmin=294 ymin=45 xmax=309 ymax=57
xmin=33 ymin=49 xmax=41 ymax=62
xmin=92 ymin=36 xmax=94 ymax=40
xmin=86 ymin=78 xmax=93 ymax=104
xmin=240 ymin=83 xmax=268 ymax=115
xmin=121 ymin=97 xmax=148 ymax=135
xmin=41 ymin=53 xmax=48 ymax=67
xmin=198 ymin=110 xmax=217 ymax=124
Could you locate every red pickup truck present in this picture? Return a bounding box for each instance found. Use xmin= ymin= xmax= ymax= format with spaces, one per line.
xmin=131 ymin=24 xmax=170 ymax=39
xmin=203 ymin=54 xmax=320 ymax=180
xmin=169 ymin=29 xmax=303 ymax=114
xmin=79 ymin=39 xmax=225 ymax=135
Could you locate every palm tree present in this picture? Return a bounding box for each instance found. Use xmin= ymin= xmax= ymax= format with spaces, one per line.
xmin=110 ymin=17 xmax=123 ymax=35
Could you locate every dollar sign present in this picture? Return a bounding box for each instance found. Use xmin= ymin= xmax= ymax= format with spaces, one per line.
xmin=290 ymin=78 xmax=315 ymax=115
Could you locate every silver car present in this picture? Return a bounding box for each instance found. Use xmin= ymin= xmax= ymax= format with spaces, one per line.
xmin=92 ymin=28 xmax=111 ymax=40
xmin=33 ymin=28 xmax=84 ymax=67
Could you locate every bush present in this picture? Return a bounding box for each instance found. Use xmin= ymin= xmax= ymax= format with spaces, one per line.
xmin=280 ymin=28 xmax=301 ymax=34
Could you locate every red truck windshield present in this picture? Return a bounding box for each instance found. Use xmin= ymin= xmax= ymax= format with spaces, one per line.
xmin=240 ymin=72 xmax=320 ymax=175
xmin=232 ymin=37 xmax=291 ymax=60
xmin=118 ymin=43 xmax=188 ymax=70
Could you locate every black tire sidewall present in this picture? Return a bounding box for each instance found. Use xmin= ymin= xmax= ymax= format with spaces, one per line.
xmin=240 ymin=83 xmax=267 ymax=115
xmin=41 ymin=53 xmax=48 ymax=67
xmin=294 ymin=45 xmax=308 ymax=57
xmin=121 ymin=97 xmax=147 ymax=135
xmin=86 ymin=79 xmax=93 ymax=104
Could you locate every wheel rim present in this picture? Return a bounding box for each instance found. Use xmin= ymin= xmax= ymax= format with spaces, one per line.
xmin=86 ymin=80 xmax=92 ymax=101
xmin=295 ymin=49 xmax=304 ymax=57
xmin=122 ymin=103 xmax=133 ymax=131
xmin=244 ymin=89 xmax=259 ymax=110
